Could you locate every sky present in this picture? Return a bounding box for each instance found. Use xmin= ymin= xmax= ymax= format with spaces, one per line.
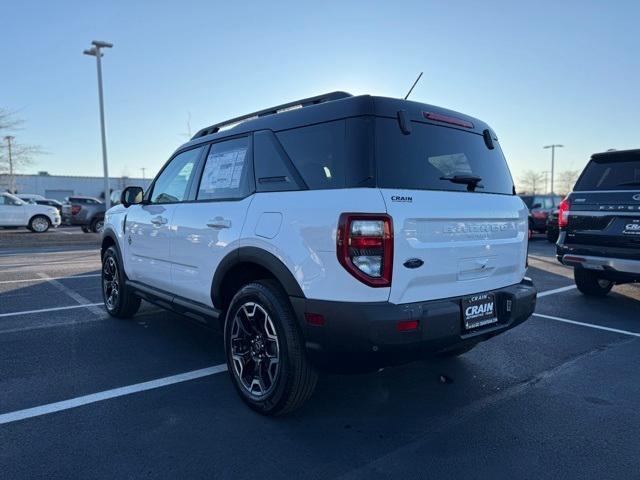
xmin=1 ymin=0 xmax=639 ymax=189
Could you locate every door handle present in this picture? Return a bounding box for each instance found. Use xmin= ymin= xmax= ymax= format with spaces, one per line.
xmin=150 ymin=216 xmax=168 ymax=226
xmin=206 ymin=218 xmax=231 ymax=229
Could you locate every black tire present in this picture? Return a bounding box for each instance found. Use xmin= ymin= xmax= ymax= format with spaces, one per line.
xmin=91 ymin=217 xmax=104 ymax=234
xmin=81 ymin=226 xmax=91 ymax=233
xmin=437 ymin=342 xmax=478 ymax=358
xmin=102 ymin=246 xmax=141 ymax=318
xmin=28 ymin=215 xmax=51 ymax=233
xmin=546 ymin=229 xmax=559 ymax=243
xmin=574 ymin=268 xmax=613 ymax=297
xmin=224 ymin=280 xmax=317 ymax=416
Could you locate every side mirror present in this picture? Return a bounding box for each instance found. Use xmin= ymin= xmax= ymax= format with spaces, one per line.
xmin=121 ymin=186 xmax=144 ymax=207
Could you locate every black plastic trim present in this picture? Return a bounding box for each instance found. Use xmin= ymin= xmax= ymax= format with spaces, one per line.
xmin=126 ymin=280 xmax=221 ymax=322
xmin=211 ymin=247 xmax=305 ymax=309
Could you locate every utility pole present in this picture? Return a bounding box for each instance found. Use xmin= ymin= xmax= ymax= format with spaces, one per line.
xmin=84 ymin=40 xmax=113 ymax=209
xmin=3 ymin=135 xmax=15 ymax=193
xmin=543 ymin=144 xmax=564 ymax=194
xmin=141 ymin=167 xmax=146 ymax=180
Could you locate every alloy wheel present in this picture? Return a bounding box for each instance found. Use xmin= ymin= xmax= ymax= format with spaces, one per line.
xmin=230 ymin=302 xmax=280 ymax=398
xmin=102 ymin=256 xmax=120 ymax=310
xmin=32 ymin=217 xmax=49 ymax=232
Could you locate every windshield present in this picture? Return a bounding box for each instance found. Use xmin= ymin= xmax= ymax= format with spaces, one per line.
xmin=2 ymin=193 xmax=24 ymax=205
xmin=375 ymin=118 xmax=514 ymax=194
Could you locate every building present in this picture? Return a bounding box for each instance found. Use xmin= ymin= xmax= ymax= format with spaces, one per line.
xmin=0 ymin=172 xmax=152 ymax=201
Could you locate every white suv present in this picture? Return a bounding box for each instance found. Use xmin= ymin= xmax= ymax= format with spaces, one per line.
xmin=0 ymin=192 xmax=61 ymax=232
xmin=101 ymin=92 xmax=536 ymax=415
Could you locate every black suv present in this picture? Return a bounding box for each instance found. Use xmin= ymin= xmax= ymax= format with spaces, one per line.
xmin=520 ymin=194 xmax=563 ymax=234
xmin=556 ymin=149 xmax=640 ymax=296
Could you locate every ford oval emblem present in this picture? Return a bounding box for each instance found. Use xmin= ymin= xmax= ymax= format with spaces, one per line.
xmin=403 ymin=258 xmax=424 ymax=269
xmin=633 ymin=194 xmax=640 ymax=201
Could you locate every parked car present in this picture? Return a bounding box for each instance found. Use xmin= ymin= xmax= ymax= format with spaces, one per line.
xmin=546 ymin=208 xmax=560 ymax=243
xmin=101 ymin=92 xmax=536 ymax=415
xmin=61 ymin=196 xmax=105 ymax=233
xmin=0 ymin=192 xmax=61 ymax=232
xmin=557 ymin=149 xmax=640 ymax=296
xmin=519 ymin=194 xmax=563 ymax=233
xmin=34 ymin=198 xmax=63 ymax=214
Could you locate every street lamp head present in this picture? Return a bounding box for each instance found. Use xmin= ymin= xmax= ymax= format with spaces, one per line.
xmin=92 ymin=40 xmax=113 ymax=49
xmin=83 ymin=47 xmax=98 ymax=56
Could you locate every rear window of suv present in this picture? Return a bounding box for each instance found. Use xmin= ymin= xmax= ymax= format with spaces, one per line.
xmin=375 ymin=118 xmax=514 ymax=195
xmin=574 ymin=152 xmax=640 ymax=191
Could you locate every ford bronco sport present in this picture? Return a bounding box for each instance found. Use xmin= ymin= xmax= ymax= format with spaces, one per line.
xmin=101 ymin=92 xmax=536 ymax=415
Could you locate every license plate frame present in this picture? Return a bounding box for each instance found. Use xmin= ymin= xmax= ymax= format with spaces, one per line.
xmin=462 ymin=293 xmax=498 ymax=331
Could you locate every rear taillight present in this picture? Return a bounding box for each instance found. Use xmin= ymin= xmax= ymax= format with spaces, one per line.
xmin=337 ymin=213 xmax=393 ymax=287
xmin=71 ymin=205 xmax=81 ymax=215
xmin=558 ymin=198 xmax=570 ymax=229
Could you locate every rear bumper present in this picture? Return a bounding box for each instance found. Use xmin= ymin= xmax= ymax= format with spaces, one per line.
xmin=557 ymin=234 xmax=640 ymax=280
xmin=560 ymin=254 xmax=640 ymax=276
xmin=62 ymin=215 xmax=90 ymax=226
xmin=290 ymin=279 xmax=537 ymax=372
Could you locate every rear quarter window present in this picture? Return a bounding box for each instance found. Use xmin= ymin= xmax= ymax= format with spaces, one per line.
xmin=375 ymin=118 xmax=514 ymax=195
xmin=275 ymin=118 xmax=374 ymax=190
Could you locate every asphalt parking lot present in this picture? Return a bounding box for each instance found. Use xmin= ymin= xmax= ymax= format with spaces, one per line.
xmin=1 ymin=232 xmax=639 ymax=479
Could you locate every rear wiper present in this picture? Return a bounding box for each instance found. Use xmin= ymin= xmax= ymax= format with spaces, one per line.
xmin=617 ymin=181 xmax=640 ymax=186
xmin=439 ymin=175 xmax=484 ymax=192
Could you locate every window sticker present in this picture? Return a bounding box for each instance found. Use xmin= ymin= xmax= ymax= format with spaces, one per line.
xmin=200 ymin=148 xmax=247 ymax=193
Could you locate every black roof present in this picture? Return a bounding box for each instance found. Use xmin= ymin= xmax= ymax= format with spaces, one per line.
xmin=591 ymin=149 xmax=640 ymax=162
xmin=178 ymin=92 xmax=493 ymax=153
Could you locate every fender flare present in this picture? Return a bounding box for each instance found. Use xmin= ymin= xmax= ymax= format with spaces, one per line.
xmin=101 ymin=227 xmax=119 ymax=256
xmin=211 ymin=247 xmax=305 ymax=308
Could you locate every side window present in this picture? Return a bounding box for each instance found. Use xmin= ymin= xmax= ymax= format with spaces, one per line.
xmin=197 ymin=136 xmax=252 ymax=200
xmin=254 ymin=130 xmax=303 ymax=192
xmin=151 ymin=147 xmax=202 ymax=204
xmin=276 ymin=120 xmax=346 ymax=189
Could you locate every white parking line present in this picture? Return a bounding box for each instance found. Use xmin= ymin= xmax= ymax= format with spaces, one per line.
xmin=0 ymin=303 xmax=104 ymax=318
xmin=0 ymin=260 xmax=99 ymax=268
xmin=0 ymin=364 xmax=228 ymax=425
xmin=0 ymin=248 xmax=99 ymax=257
xmin=37 ymin=273 xmax=105 ymax=317
xmin=533 ymin=313 xmax=640 ymax=338
xmin=0 ymin=274 xmax=100 ymax=285
xmin=537 ymin=285 xmax=577 ymax=297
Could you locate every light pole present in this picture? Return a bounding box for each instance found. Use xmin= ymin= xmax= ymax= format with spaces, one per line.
xmin=3 ymin=135 xmax=15 ymax=193
xmin=84 ymin=40 xmax=113 ymax=209
xmin=543 ymin=144 xmax=563 ymax=194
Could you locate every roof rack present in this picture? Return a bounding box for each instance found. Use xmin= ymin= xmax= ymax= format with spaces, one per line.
xmin=192 ymin=91 xmax=352 ymax=139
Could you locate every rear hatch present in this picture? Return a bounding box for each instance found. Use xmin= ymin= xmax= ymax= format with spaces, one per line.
xmin=375 ymin=116 xmax=527 ymax=304
xmin=565 ymin=151 xmax=640 ymax=257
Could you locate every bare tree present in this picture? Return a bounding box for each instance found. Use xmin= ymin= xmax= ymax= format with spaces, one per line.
xmin=0 ymin=107 xmax=23 ymax=132
xmin=556 ymin=169 xmax=580 ymax=195
xmin=0 ymin=109 xmax=44 ymax=193
xmin=518 ymin=170 xmax=545 ymax=194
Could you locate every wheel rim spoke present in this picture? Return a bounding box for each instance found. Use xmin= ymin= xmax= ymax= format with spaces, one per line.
xmin=229 ymin=301 xmax=280 ymax=398
xmin=102 ymin=257 xmax=119 ymax=309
